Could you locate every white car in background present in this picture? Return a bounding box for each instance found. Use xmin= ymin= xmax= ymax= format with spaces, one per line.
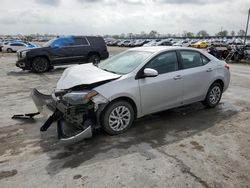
xmin=2 ymin=42 xmax=29 ymax=53
xmin=173 ymin=40 xmax=191 ymax=47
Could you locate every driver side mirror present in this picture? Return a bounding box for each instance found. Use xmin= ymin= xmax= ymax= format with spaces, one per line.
xmin=143 ymin=68 xmax=158 ymax=77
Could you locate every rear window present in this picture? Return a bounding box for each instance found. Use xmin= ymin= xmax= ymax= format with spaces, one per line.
xmin=87 ymin=37 xmax=106 ymax=46
xmin=73 ymin=37 xmax=89 ymax=45
xmin=180 ymin=50 xmax=203 ymax=69
xmin=201 ymin=54 xmax=210 ymax=65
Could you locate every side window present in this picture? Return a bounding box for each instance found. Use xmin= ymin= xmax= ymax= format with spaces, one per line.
xmin=180 ymin=50 xmax=203 ymax=69
xmin=73 ymin=38 xmax=89 ymax=45
xmin=201 ymin=54 xmax=210 ymax=65
xmin=52 ymin=38 xmax=74 ymax=47
xmin=145 ymin=51 xmax=178 ymax=74
xmin=10 ymin=43 xmax=17 ymax=46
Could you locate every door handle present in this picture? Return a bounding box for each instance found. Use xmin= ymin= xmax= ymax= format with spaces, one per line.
xmin=206 ymin=68 xmax=213 ymax=72
xmin=173 ymin=75 xmax=183 ymax=80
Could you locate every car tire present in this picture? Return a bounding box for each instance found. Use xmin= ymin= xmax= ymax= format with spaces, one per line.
xmin=102 ymin=100 xmax=135 ymax=135
xmin=203 ymin=83 xmax=222 ymax=108
xmin=31 ymin=57 xmax=50 ymax=73
xmin=88 ymin=54 xmax=100 ymax=64
xmin=7 ymin=48 xmax=13 ymax=53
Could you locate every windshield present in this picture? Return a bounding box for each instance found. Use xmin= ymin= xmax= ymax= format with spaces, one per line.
xmin=98 ymin=50 xmax=153 ymax=75
xmin=43 ymin=38 xmax=57 ymax=47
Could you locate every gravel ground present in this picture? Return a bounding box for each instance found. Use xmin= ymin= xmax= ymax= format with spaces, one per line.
xmin=0 ymin=47 xmax=249 ymax=188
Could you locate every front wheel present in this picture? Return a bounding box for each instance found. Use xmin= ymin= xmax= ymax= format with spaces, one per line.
xmin=31 ymin=57 xmax=50 ymax=73
xmin=102 ymin=101 xmax=135 ymax=135
xmin=203 ymin=83 xmax=222 ymax=108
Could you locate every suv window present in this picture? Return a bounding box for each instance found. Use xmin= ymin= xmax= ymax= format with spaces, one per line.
xmin=52 ymin=37 xmax=74 ymax=47
xmin=179 ymin=50 xmax=203 ymax=69
xmin=73 ymin=37 xmax=88 ymax=45
xmin=145 ymin=51 xmax=178 ymax=74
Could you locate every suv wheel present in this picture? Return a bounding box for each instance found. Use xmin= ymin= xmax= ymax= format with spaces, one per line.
xmin=31 ymin=57 xmax=50 ymax=73
xmin=102 ymin=100 xmax=134 ymax=135
xmin=7 ymin=48 xmax=13 ymax=53
xmin=88 ymin=54 xmax=100 ymax=64
xmin=203 ymin=83 xmax=222 ymax=108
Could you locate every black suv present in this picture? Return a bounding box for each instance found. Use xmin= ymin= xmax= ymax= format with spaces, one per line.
xmin=16 ymin=36 xmax=109 ymax=73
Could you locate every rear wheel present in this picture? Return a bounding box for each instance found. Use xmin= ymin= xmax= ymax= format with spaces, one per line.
xmin=88 ymin=54 xmax=100 ymax=64
xmin=102 ymin=100 xmax=135 ymax=135
xmin=7 ymin=48 xmax=13 ymax=53
xmin=31 ymin=57 xmax=50 ymax=73
xmin=203 ymin=83 xmax=222 ymax=108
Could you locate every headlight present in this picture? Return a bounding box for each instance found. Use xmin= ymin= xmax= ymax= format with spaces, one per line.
xmin=62 ymin=90 xmax=98 ymax=105
xmin=21 ymin=50 xmax=29 ymax=58
xmin=83 ymin=91 xmax=98 ymax=103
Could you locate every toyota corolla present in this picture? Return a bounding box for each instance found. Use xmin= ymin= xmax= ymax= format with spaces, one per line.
xmin=32 ymin=46 xmax=230 ymax=144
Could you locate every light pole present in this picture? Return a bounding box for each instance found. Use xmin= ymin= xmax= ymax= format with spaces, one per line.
xmin=244 ymin=9 xmax=250 ymax=44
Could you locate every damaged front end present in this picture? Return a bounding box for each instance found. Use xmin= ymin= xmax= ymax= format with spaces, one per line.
xmin=31 ymin=88 xmax=108 ymax=144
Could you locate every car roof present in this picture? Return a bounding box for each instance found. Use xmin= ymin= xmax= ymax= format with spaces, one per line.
xmin=128 ymin=46 xmax=202 ymax=53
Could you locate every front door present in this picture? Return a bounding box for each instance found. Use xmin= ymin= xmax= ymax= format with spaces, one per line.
xmin=50 ymin=37 xmax=74 ymax=64
xmin=139 ymin=51 xmax=183 ymax=115
xmin=70 ymin=37 xmax=91 ymax=63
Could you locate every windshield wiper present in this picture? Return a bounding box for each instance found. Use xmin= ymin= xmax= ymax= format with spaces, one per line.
xmin=102 ymin=68 xmax=119 ymax=74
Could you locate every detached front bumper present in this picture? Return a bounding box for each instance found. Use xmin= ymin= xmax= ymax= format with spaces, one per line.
xmin=31 ymin=88 xmax=93 ymax=144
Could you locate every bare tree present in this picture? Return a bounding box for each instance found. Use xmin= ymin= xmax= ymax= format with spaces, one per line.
xmin=231 ymin=30 xmax=235 ymax=36
xmin=196 ymin=30 xmax=209 ymax=37
xmin=148 ymin=30 xmax=158 ymax=38
xmin=238 ymin=29 xmax=246 ymax=36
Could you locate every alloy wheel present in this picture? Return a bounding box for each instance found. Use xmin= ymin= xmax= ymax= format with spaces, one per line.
xmin=209 ymin=86 xmax=221 ymax=104
xmin=108 ymin=106 xmax=131 ymax=131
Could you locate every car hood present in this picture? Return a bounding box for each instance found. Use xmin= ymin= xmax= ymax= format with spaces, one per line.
xmin=56 ymin=63 xmax=121 ymax=90
xmin=18 ymin=46 xmax=50 ymax=53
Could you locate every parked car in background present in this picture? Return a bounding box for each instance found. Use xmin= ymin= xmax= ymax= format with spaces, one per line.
xmin=16 ymin=36 xmax=109 ymax=73
xmin=173 ymin=40 xmax=190 ymax=47
xmin=118 ymin=40 xmax=131 ymax=47
xmin=26 ymin=42 xmax=38 ymax=48
xmin=32 ymin=46 xmax=230 ymax=143
xmin=191 ymin=41 xmax=209 ymax=48
xmin=155 ymin=39 xmax=173 ymax=46
xmin=143 ymin=39 xmax=161 ymax=46
xmin=2 ymin=42 xmax=31 ymax=52
xmin=108 ymin=39 xmax=121 ymax=46
xmin=133 ymin=39 xmax=150 ymax=47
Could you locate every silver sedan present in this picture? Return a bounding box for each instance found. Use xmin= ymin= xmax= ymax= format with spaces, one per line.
xmin=32 ymin=46 xmax=230 ymax=143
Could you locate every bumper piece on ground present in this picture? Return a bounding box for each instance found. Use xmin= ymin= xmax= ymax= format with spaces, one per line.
xmin=12 ymin=112 xmax=40 ymax=119
xmin=57 ymin=120 xmax=92 ymax=145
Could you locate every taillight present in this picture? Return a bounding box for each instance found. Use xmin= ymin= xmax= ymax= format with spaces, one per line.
xmin=224 ymin=63 xmax=230 ymax=70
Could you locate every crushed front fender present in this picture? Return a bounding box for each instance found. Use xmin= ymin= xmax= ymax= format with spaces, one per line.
xmin=31 ymin=88 xmax=94 ymax=144
xmin=31 ymin=88 xmax=55 ymax=117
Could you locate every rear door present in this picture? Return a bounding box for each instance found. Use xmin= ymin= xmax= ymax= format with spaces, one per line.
xmin=139 ymin=51 xmax=183 ymax=115
xmin=178 ymin=50 xmax=215 ymax=104
xmin=70 ymin=37 xmax=91 ymax=63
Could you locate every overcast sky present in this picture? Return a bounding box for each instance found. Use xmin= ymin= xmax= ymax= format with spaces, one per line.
xmin=0 ymin=0 xmax=249 ymax=35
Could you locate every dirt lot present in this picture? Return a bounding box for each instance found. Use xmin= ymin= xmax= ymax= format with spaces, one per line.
xmin=0 ymin=47 xmax=250 ymax=188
